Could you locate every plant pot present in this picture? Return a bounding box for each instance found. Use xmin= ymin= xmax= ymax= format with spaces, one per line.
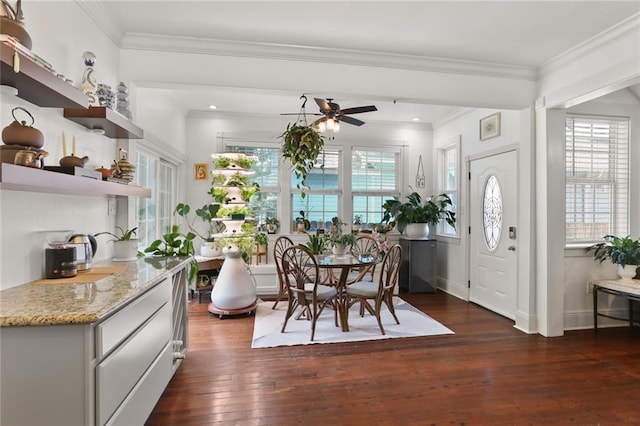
xmin=332 ymin=244 xmax=345 ymax=256
xmin=405 ymin=223 xmax=430 ymax=239
xmin=617 ymin=264 xmax=638 ymax=281
xmin=201 ymin=241 xmax=222 ymax=257
xmin=113 ymin=240 xmax=138 ymax=261
xmin=352 ymin=224 xmax=360 ymax=233
xmin=266 ymin=224 xmax=277 ymax=234
xmin=297 ymin=221 xmax=306 ymax=233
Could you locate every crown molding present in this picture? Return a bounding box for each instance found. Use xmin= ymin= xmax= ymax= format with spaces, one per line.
xmin=75 ymin=0 xmax=124 ymax=46
xmin=432 ymin=107 xmax=475 ymax=129
xmin=539 ymin=12 xmax=640 ymax=77
xmin=121 ymin=32 xmax=536 ymax=81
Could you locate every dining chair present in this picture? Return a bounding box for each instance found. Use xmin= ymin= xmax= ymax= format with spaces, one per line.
xmin=347 ymin=235 xmax=381 ymax=284
xmin=272 ymin=236 xmax=294 ymax=309
xmin=345 ymin=243 xmax=402 ymax=335
xmin=280 ymin=245 xmax=338 ymax=341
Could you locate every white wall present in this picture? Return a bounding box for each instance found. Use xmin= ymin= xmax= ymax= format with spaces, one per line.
xmin=1 ymin=2 xmax=123 ymax=289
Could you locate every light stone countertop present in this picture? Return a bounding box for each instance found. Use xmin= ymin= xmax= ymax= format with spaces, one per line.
xmin=0 ymin=256 xmax=192 ymax=327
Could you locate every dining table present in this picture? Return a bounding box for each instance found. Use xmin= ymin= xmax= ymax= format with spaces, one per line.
xmin=314 ymin=253 xmax=380 ymax=332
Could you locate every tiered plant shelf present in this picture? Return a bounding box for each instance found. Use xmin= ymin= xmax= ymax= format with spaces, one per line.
xmin=63 ymin=106 xmax=144 ymax=139
xmin=0 ymin=44 xmax=87 ymax=109
xmin=0 ymin=163 xmax=151 ymax=198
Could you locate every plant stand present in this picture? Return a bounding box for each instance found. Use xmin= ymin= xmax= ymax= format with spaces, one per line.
xmin=208 ymin=246 xmax=257 ymax=318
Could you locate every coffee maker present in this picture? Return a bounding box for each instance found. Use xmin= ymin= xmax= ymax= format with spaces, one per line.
xmin=45 ymin=247 xmax=77 ymax=279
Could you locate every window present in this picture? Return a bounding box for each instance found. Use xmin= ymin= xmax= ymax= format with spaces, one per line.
xmin=225 ymin=144 xmax=280 ymax=225
xmin=292 ymin=149 xmax=340 ymax=231
xmin=437 ymin=138 xmax=460 ymax=236
xmin=136 ymin=149 xmax=177 ymax=250
xmin=351 ymin=148 xmax=399 ymax=228
xmin=565 ymin=114 xmax=629 ymax=244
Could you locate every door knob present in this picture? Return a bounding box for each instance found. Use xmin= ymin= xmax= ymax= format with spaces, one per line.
xmin=507 ymin=246 xmax=516 ymax=251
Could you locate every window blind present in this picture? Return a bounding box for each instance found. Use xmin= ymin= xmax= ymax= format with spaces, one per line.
xmin=565 ymin=115 xmax=629 ymax=243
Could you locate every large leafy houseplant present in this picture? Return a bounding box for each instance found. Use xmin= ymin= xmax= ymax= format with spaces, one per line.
xmin=280 ymin=122 xmax=325 ymax=197
xmin=144 ymin=224 xmax=198 ymax=284
xmin=587 ymin=235 xmax=640 ymax=268
xmin=382 ymin=192 xmax=456 ymax=235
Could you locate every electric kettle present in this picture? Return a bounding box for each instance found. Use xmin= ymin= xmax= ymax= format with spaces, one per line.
xmin=68 ymin=234 xmax=97 ymax=271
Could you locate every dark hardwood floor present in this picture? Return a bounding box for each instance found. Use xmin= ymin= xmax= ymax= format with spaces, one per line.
xmin=147 ymin=292 xmax=640 ymax=425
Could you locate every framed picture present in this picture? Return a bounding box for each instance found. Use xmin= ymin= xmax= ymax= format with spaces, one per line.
xmin=480 ymin=112 xmax=501 ymax=141
xmin=194 ymin=163 xmax=208 ymax=180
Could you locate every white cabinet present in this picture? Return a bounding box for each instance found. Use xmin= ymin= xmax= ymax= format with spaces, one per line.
xmin=0 ymin=264 xmax=189 ymax=426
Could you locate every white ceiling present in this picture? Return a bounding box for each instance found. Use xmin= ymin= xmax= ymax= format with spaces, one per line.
xmin=99 ymin=1 xmax=640 ymax=124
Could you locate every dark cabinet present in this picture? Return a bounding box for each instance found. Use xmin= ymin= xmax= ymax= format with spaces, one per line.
xmin=399 ymin=237 xmax=437 ymax=293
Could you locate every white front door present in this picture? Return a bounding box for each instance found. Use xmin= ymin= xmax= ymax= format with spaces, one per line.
xmin=469 ymin=150 xmax=518 ymax=320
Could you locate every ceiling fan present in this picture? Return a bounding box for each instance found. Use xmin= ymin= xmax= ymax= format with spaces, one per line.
xmin=281 ymin=95 xmax=377 ymax=132
xmin=311 ymin=97 xmax=377 ymax=132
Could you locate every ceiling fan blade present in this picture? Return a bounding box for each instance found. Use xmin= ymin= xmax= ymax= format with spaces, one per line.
xmin=339 ymin=115 xmax=365 ymax=126
xmin=339 ymin=105 xmax=377 ymax=115
xmin=280 ymin=112 xmax=322 ymax=116
xmin=315 ymin=98 xmax=331 ymax=114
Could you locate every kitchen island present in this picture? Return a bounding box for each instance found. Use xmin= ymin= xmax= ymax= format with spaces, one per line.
xmin=0 ymin=256 xmax=191 ymax=426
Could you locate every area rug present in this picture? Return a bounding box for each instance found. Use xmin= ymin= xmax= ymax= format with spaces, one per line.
xmin=251 ymin=297 xmax=454 ymax=348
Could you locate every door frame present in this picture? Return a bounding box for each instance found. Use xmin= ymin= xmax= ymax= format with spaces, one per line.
xmin=464 ymin=143 xmax=519 ymax=303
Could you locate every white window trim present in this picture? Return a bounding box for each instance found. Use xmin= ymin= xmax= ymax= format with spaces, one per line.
xmin=435 ymin=135 xmax=461 ymax=239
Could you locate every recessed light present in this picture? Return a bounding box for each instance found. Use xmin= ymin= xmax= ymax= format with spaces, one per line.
xmin=208 ymin=105 xmax=218 ymax=110
xmin=412 ymin=117 xmax=420 ymax=121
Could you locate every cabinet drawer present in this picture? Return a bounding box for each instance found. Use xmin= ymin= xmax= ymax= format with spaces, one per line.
xmin=105 ymin=342 xmax=174 ymax=426
xmin=96 ymin=278 xmax=171 ymax=359
xmin=96 ymin=303 xmax=172 ymax=426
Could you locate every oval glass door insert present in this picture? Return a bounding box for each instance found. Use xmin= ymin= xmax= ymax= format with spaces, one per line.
xmin=483 ymin=175 xmax=502 ymax=252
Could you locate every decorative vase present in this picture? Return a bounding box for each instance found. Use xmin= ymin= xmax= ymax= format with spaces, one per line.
xmin=617 ymin=264 xmax=637 ymax=281
xmin=81 ymin=51 xmax=99 ymax=106
xmin=405 ymin=223 xmax=430 ymax=239
xmin=113 ymin=240 xmax=138 ymax=261
xmin=116 ymin=82 xmax=133 ymax=120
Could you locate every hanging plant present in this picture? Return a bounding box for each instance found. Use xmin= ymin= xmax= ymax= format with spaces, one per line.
xmin=280 ymin=122 xmax=324 ymax=198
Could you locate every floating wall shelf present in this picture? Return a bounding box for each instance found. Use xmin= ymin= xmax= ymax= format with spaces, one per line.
xmin=0 ymin=163 xmax=151 ymax=198
xmin=63 ymin=106 xmax=144 ymax=139
xmin=0 ymin=44 xmax=87 ymax=109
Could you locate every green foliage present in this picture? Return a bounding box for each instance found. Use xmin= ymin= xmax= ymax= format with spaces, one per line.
xmin=176 ymin=203 xmax=221 ymax=241
xmin=240 ymin=185 xmax=259 ymax=201
xmin=326 ymin=229 xmax=356 ymax=248
xmin=280 ymin=123 xmax=325 ymax=198
xmin=265 ymin=216 xmax=280 ymax=226
xmin=254 ymin=232 xmax=268 ymax=247
xmin=587 ymin=235 xmax=640 ymax=267
xmin=217 ymin=205 xmax=252 ymax=218
xmin=144 ymin=224 xmax=198 ymax=283
xmin=211 ymin=172 xmax=226 ymax=185
xmin=234 ymin=155 xmax=254 ymax=169
xmin=382 ymin=192 xmax=456 ymax=234
xmin=226 ymin=172 xmax=249 ymax=187
xmin=353 ymin=215 xmax=362 ymax=225
xmin=209 ymin=187 xmax=229 ymax=203
xmin=95 ymin=226 xmax=138 ymax=242
xmin=214 ymin=156 xmax=231 ymax=169
xmin=303 ymin=233 xmax=326 ymax=255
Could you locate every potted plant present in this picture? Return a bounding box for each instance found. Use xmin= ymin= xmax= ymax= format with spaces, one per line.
xmin=209 ymin=187 xmax=229 ymax=203
xmin=95 ymin=226 xmax=140 ymax=261
xmin=587 ymin=234 xmax=640 ymax=280
xmin=353 ymin=215 xmax=363 ymax=233
xmin=240 ymin=184 xmax=260 ymax=202
xmin=144 ymin=224 xmax=198 ymax=284
xmin=295 ymin=210 xmax=311 ymax=232
xmin=303 ymin=232 xmax=326 ymax=255
xmin=325 ymin=219 xmax=356 ymax=255
xmin=382 ymin=192 xmax=456 ymax=238
xmin=175 ymin=203 xmax=222 ymax=257
xmin=280 ymin=122 xmax=325 ymax=198
xmin=265 ymin=216 xmax=280 ymax=234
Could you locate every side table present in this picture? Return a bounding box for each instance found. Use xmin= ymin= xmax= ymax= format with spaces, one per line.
xmin=591 ymin=279 xmax=640 ymax=330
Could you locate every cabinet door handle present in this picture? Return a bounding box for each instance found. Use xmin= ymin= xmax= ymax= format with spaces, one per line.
xmin=507 ymin=246 xmax=516 ymax=251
